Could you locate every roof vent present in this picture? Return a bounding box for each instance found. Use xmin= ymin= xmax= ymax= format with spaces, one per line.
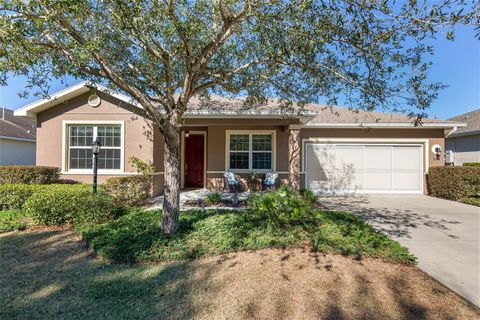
xmin=88 ymin=94 xmax=101 ymax=107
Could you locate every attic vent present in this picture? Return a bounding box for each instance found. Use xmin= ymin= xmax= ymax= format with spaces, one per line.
xmin=88 ymin=94 xmax=101 ymax=107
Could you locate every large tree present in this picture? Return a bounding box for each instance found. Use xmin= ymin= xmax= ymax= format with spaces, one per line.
xmin=0 ymin=0 xmax=476 ymax=233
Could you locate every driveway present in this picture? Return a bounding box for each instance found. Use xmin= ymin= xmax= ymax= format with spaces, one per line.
xmin=319 ymin=195 xmax=480 ymax=307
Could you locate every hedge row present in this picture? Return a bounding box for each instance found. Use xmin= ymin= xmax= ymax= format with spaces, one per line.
xmin=463 ymin=162 xmax=480 ymax=167
xmin=427 ymin=166 xmax=480 ymax=201
xmin=0 ymin=184 xmax=119 ymax=226
xmin=0 ymin=166 xmax=60 ymax=184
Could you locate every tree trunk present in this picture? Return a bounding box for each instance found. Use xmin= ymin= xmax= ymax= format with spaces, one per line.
xmin=161 ymin=125 xmax=181 ymax=234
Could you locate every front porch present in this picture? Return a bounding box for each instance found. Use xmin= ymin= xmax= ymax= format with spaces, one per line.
xmin=146 ymin=189 xmax=252 ymax=211
xmin=178 ymin=121 xmax=302 ymax=192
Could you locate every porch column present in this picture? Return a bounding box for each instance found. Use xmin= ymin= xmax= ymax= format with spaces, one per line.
xmin=288 ymin=125 xmax=301 ymax=191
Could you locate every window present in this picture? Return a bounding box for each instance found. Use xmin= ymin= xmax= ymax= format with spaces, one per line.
xmin=227 ymin=131 xmax=274 ymax=171
xmin=68 ymin=124 xmax=122 ymax=171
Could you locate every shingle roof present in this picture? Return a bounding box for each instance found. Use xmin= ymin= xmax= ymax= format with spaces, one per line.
xmin=14 ymin=82 xmax=461 ymax=128
xmin=0 ymin=108 xmax=36 ymax=141
xmin=186 ymin=95 xmax=455 ymax=124
xmin=447 ymin=109 xmax=480 ymax=136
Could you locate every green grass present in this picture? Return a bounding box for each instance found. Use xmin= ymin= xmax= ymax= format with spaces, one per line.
xmin=77 ymin=208 xmax=416 ymax=264
xmin=464 ymin=197 xmax=480 ymax=207
xmin=0 ymin=210 xmax=30 ymax=233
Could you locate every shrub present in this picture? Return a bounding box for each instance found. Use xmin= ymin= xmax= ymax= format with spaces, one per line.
xmin=128 ymin=156 xmax=155 ymax=175
xmin=300 ymin=188 xmax=319 ymax=205
xmin=464 ymin=197 xmax=480 ymax=207
xmin=0 ymin=210 xmax=30 ymax=233
xmin=463 ymin=162 xmax=480 ymax=167
xmin=0 ymin=184 xmax=42 ymax=210
xmin=427 ymin=166 xmax=480 ymax=201
xmin=24 ymin=185 xmax=118 ymax=226
xmin=0 ymin=166 xmax=60 ymax=184
xmin=105 ymin=175 xmax=151 ymax=206
xmin=78 ymin=208 xmax=415 ymax=264
xmin=248 ymin=185 xmax=315 ymax=227
xmin=204 ymin=192 xmax=222 ymax=205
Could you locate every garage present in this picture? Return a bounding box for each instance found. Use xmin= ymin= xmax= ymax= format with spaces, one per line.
xmin=305 ymin=143 xmax=423 ymax=194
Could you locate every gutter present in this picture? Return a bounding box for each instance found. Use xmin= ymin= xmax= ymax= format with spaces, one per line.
xmin=302 ymin=122 xmax=467 ymax=129
xmin=445 ymin=126 xmax=458 ymax=138
xmin=0 ymin=135 xmax=36 ymax=142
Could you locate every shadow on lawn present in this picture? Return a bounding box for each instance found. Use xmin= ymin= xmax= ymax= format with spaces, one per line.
xmin=0 ymin=229 xmax=220 ymax=319
xmin=0 ymin=229 xmax=477 ymax=319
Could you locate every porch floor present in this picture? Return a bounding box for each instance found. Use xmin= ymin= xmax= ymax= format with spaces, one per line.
xmin=145 ymin=189 xmax=251 ymax=210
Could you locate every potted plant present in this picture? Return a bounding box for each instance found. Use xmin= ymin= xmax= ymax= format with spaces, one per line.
xmin=247 ymin=171 xmax=262 ymax=192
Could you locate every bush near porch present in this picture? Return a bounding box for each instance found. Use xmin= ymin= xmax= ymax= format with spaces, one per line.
xmin=427 ymin=166 xmax=480 ymax=202
xmin=104 ymin=176 xmax=152 ymax=207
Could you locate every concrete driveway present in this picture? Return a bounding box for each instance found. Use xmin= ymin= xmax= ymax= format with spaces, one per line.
xmin=319 ymin=195 xmax=480 ymax=307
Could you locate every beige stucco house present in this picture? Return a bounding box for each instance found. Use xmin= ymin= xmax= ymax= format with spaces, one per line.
xmin=446 ymin=109 xmax=480 ymax=165
xmin=0 ymin=107 xmax=36 ymax=165
xmin=14 ymin=82 xmax=465 ymax=196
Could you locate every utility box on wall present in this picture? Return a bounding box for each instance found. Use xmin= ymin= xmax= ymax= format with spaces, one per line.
xmin=445 ymin=150 xmax=454 ymax=165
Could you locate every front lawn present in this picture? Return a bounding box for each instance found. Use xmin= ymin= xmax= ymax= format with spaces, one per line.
xmin=77 ymin=208 xmax=416 ymax=263
xmin=2 ymin=228 xmax=479 ymax=320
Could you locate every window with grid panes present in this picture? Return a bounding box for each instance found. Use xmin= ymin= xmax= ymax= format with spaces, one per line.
xmin=68 ymin=125 xmax=121 ymax=170
xmin=228 ymin=133 xmax=273 ymax=170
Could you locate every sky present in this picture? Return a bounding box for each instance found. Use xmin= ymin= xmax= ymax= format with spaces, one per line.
xmin=0 ymin=27 xmax=478 ymax=120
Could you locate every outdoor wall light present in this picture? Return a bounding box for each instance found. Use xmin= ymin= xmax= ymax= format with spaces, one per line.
xmin=91 ymin=138 xmax=102 ymax=194
xmin=432 ymin=144 xmax=443 ymax=160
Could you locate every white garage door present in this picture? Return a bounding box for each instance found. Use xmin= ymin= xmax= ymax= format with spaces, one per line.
xmin=305 ymin=144 xmax=423 ymax=194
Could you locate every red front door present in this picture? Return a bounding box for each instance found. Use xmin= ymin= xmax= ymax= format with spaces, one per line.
xmin=184 ymin=134 xmax=204 ymax=188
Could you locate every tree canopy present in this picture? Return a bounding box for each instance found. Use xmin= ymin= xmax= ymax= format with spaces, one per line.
xmin=1 ymin=0 xmax=477 ymax=234
xmin=1 ymin=0 xmax=477 ymax=125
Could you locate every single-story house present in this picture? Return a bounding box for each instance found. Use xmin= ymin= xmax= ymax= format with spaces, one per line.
xmin=446 ymin=109 xmax=480 ymax=165
xmin=14 ymin=82 xmax=465 ymax=196
xmin=0 ymin=107 xmax=36 ymax=165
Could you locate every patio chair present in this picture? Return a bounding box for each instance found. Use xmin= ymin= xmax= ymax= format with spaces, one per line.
xmin=223 ymin=171 xmax=240 ymax=206
xmin=263 ymin=172 xmax=278 ymax=191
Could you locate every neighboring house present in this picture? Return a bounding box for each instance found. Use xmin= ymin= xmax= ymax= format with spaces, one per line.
xmin=14 ymin=82 xmax=464 ymax=196
xmin=0 ymin=107 xmax=36 ymax=165
xmin=446 ymin=109 xmax=480 ymax=165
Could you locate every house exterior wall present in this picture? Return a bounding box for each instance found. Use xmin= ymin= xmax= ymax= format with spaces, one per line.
xmin=0 ymin=138 xmax=36 ymax=165
xmin=446 ymin=134 xmax=480 ymax=165
xmin=36 ymin=92 xmax=164 ymax=195
xmin=33 ymin=92 xmax=447 ymax=196
xmin=200 ymin=125 xmax=445 ymax=193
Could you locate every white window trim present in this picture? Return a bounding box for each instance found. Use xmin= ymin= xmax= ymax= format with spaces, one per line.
xmin=62 ymin=120 xmax=126 ymax=175
xmin=225 ymin=130 xmax=276 ymax=173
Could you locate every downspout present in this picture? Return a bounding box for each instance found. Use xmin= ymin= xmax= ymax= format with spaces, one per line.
xmin=446 ymin=126 xmax=458 ymax=138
